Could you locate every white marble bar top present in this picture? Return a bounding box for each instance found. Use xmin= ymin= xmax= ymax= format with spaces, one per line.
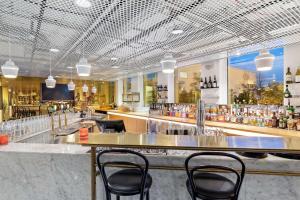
xmin=0 ymin=143 xmax=89 ymax=154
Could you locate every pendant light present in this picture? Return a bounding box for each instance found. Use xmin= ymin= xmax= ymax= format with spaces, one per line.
xmin=160 ymin=53 xmax=176 ymax=74
xmin=255 ymin=49 xmax=275 ymax=71
xmin=45 ymin=51 xmax=56 ymax=88
xmin=91 ymin=85 xmax=97 ymax=93
xmin=1 ymin=5 xmax=19 ymax=79
xmin=82 ymin=83 xmax=88 ymax=93
xmin=68 ymin=68 xmax=75 ymax=91
xmin=76 ymin=41 xmax=91 ymax=76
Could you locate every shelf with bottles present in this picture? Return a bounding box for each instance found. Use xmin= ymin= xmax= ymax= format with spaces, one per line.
xmin=156 ymin=85 xmax=168 ymax=92
xmin=149 ymin=103 xmax=197 ymax=119
xmin=286 ymin=66 xmax=300 ymax=85
xmin=201 ymin=87 xmax=219 ymax=90
xmin=200 ymin=75 xmax=218 ymax=89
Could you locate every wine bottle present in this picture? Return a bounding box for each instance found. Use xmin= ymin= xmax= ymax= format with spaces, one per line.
xmin=204 ymin=77 xmax=208 ymax=88
xmin=286 ymin=67 xmax=293 ymax=84
xmin=295 ymin=67 xmax=300 ymax=83
xmin=213 ymin=75 xmax=217 ymax=88
xmin=208 ymin=76 xmax=212 ymax=88
xmin=200 ymin=78 xmax=204 ymax=89
xmin=284 ymin=85 xmax=292 ymax=98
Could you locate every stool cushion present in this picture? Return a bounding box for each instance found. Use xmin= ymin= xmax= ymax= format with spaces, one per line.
xmin=107 ymin=169 xmax=152 ymax=194
xmin=186 ymin=172 xmax=235 ymax=199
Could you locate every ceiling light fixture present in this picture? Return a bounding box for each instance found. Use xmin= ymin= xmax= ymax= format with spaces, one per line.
xmin=255 ymin=49 xmax=275 ymax=71
xmin=1 ymin=8 xmax=19 ymax=79
xmin=76 ymin=41 xmax=91 ymax=76
xmin=160 ymin=53 xmax=176 ymax=74
xmin=91 ymin=86 xmax=97 ymax=93
xmin=112 ymin=66 xmax=120 ymax=69
xmin=171 ymin=29 xmax=184 ymax=35
xmin=82 ymin=83 xmax=88 ymax=93
xmin=111 ymin=57 xmax=118 ymax=61
xmin=67 ymin=66 xmax=74 ymax=69
xmin=68 ymin=68 xmax=75 ymax=91
xmin=45 ymin=51 xmax=56 ymax=88
xmin=74 ymin=0 xmax=91 ymax=8
xmin=49 ymin=48 xmax=59 ymax=53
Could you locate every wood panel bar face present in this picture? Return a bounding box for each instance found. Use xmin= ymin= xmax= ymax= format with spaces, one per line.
xmin=108 ymin=114 xmax=147 ymax=133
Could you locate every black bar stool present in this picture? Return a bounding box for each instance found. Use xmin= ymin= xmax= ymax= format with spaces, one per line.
xmin=185 ymin=152 xmax=245 ymax=200
xmin=95 ymin=120 xmax=126 ymax=133
xmin=97 ymin=149 xmax=152 ymax=200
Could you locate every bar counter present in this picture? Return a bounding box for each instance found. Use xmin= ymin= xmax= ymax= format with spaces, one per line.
xmin=107 ymin=110 xmax=300 ymax=137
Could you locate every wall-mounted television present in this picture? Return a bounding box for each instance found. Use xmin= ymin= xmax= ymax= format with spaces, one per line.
xmin=41 ymin=83 xmax=74 ymax=101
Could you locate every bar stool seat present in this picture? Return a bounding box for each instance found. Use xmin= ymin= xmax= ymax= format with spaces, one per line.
xmin=108 ymin=169 xmax=152 ymax=195
xmin=186 ymin=172 xmax=235 ymax=199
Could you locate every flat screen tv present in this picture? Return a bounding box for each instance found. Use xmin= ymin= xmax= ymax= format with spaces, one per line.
xmin=41 ymin=83 xmax=74 ymax=101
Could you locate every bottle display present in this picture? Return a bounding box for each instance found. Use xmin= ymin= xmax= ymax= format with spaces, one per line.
xmin=201 ymin=75 xmax=218 ymax=89
xmin=286 ymin=67 xmax=293 ymax=84
xmin=150 ymin=103 xmax=300 ymax=131
xmin=284 ymin=85 xmax=292 ymax=98
xmin=295 ymin=67 xmax=300 ymax=83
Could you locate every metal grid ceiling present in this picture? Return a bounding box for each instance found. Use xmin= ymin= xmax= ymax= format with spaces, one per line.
xmin=0 ymin=0 xmax=300 ymax=80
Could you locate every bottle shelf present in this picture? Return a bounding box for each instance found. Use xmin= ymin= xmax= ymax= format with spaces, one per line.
xmin=201 ymin=87 xmax=219 ymax=90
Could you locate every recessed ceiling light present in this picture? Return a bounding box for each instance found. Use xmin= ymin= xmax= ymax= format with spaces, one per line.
xmin=112 ymin=66 xmax=119 ymax=69
xmin=67 ymin=66 xmax=74 ymax=69
xmin=55 ymin=75 xmax=60 ymax=78
xmin=171 ymin=29 xmax=184 ymax=35
xmin=111 ymin=57 xmax=118 ymax=61
xmin=236 ymin=51 xmax=241 ymax=56
xmin=50 ymin=48 xmax=60 ymax=53
xmin=74 ymin=0 xmax=91 ymax=8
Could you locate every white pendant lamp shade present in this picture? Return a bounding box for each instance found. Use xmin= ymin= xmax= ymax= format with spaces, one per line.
xmin=68 ymin=80 xmax=75 ymax=91
xmin=91 ymin=86 xmax=97 ymax=93
xmin=76 ymin=57 xmax=91 ymax=76
xmin=160 ymin=53 xmax=176 ymax=74
xmin=1 ymin=59 xmax=19 ymax=78
xmin=45 ymin=75 xmax=56 ymax=88
xmin=82 ymin=83 xmax=89 ymax=93
xmin=255 ymin=49 xmax=275 ymax=71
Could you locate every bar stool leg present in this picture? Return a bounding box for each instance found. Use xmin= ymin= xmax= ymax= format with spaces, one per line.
xmin=116 ymin=195 xmax=120 ymax=200
xmin=146 ymin=191 xmax=150 ymax=200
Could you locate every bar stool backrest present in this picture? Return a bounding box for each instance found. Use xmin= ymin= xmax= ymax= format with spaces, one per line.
xmin=185 ymin=152 xmax=245 ymax=200
xmin=97 ymin=149 xmax=149 ymax=198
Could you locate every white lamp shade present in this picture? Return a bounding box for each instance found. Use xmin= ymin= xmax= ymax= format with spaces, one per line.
xmin=76 ymin=57 xmax=91 ymax=76
xmin=255 ymin=49 xmax=275 ymax=71
xmin=68 ymin=80 xmax=75 ymax=91
xmin=82 ymin=83 xmax=89 ymax=93
xmin=1 ymin=59 xmax=19 ymax=78
xmin=160 ymin=53 xmax=176 ymax=74
xmin=45 ymin=75 xmax=56 ymax=88
xmin=91 ymin=86 xmax=97 ymax=93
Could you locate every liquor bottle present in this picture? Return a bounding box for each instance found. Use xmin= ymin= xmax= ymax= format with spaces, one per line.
xmin=297 ymin=119 xmax=300 ymax=131
xmin=284 ymin=85 xmax=292 ymax=98
xmin=208 ymin=76 xmax=212 ymax=88
xmin=278 ymin=115 xmax=284 ymax=129
xmin=204 ymin=77 xmax=208 ymax=89
xmin=213 ymin=75 xmax=218 ymax=88
xmin=295 ymin=67 xmax=300 ymax=83
xmin=286 ymin=67 xmax=293 ymax=84
xmin=200 ymin=78 xmax=204 ymax=89
xmin=287 ymin=115 xmax=295 ymax=130
xmin=272 ymin=112 xmax=277 ymax=128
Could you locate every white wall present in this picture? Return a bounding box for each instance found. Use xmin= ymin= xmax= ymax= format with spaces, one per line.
xmin=284 ymin=43 xmax=300 ymax=106
xmin=200 ymin=58 xmax=228 ymax=104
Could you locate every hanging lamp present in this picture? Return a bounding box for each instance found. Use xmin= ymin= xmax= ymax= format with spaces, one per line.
xmin=82 ymin=83 xmax=88 ymax=93
xmin=1 ymin=8 xmax=19 ymax=79
xmin=45 ymin=51 xmax=56 ymax=88
xmin=68 ymin=68 xmax=75 ymax=91
xmin=91 ymin=85 xmax=97 ymax=93
xmin=160 ymin=53 xmax=176 ymax=74
xmin=76 ymin=41 xmax=91 ymax=76
xmin=255 ymin=49 xmax=275 ymax=71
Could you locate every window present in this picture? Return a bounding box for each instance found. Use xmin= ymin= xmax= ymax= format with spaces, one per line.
xmin=143 ymin=73 xmax=157 ymax=106
xmin=175 ymin=64 xmax=201 ymax=103
xmin=228 ymin=47 xmax=284 ymax=105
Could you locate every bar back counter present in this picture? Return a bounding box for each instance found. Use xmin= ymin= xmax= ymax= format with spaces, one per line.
xmin=1 ymin=129 xmax=300 ymax=200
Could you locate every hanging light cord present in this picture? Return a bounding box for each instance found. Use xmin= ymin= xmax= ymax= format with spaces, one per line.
xmin=49 ymin=52 xmax=52 ymax=76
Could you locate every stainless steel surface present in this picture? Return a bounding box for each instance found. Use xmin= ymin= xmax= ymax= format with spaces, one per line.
xmin=0 ymin=0 xmax=300 ymax=79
